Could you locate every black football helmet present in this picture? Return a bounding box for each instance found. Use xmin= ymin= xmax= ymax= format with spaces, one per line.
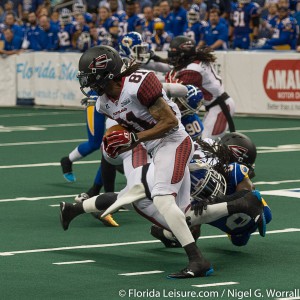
xmin=77 ymin=45 xmax=124 ymax=96
xmin=168 ymin=36 xmax=196 ymax=68
xmin=220 ymin=132 xmax=257 ymax=177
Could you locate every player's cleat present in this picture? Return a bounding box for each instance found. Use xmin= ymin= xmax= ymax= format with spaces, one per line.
xmin=91 ymin=212 xmax=119 ymax=227
xmin=227 ymin=190 xmax=266 ymax=237
xmin=75 ymin=193 xmax=90 ymax=203
xmin=60 ymin=157 xmax=76 ymax=182
xmin=60 ymin=202 xmax=82 ymax=231
xmin=167 ymin=261 xmax=214 ymax=279
xmin=150 ymin=225 xmax=181 ymax=248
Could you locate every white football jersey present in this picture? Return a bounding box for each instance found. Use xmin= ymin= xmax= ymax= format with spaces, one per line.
xmin=166 ymin=61 xmax=224 ymax=106
xmin=96 ymin=70 xmax=184 ymax=152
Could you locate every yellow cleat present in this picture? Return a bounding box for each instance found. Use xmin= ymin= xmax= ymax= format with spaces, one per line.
xmin=91 ymin=212 xmax=119 ymax=227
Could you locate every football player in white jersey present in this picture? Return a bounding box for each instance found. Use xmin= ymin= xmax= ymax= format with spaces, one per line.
xmin=165 ymin=36 xmax=236 ymax=140
xmin=60 ymin=144 xmax=265 ymax=277
xmin=65 ymin=45 xmax=212 ymax=278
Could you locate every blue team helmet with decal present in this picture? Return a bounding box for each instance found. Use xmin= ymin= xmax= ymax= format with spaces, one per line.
xmin=119 ymin=31 xmax=151 ymax=63
xmin=181 ymin=113 xmax=204 ymax=140
xmin=174 ymin=84 xmax=203 ymax=116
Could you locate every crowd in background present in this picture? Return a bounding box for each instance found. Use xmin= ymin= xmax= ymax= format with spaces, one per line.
xmin=0 ymin=0 xmax=299 ymax=56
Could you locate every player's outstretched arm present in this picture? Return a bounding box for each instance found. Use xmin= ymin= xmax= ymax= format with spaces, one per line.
xmin=137 ymin=97 xmax=178 ymax=142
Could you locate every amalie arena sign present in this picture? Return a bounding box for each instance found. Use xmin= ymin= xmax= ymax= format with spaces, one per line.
xmin=263 ymin=60 xmax=300 ymax=101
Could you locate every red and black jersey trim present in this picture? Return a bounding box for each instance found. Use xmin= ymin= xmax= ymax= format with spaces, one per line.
xmin=137 ymin=72 xmax=163 ymax=107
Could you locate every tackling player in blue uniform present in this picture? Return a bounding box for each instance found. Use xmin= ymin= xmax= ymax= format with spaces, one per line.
xmin=230 ymin=0 xmax=261 ymax=49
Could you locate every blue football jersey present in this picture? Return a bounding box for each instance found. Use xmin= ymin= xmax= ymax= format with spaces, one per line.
xmin=184 ymin=21 xmax=207 ymax=45
xmin=58 ymin=23 xmax=74 ymax=51
xmin=208 ymin=163 xmax=272 ymax=244
xmin=231 ymin=2 xmax=260 ymax=35
xmin=181 ymin=113 xmax=204 ymax=140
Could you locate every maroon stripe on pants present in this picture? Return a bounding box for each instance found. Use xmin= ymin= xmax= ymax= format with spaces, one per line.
xmin=132 ymin=144 xmax=148 ymax=169
xmin=132 ymin=203 xmax=169 ymax=231
xmin=212 ymin=105 xmax=230 ymax=136
xmin=171 ymin=136 xmax=192 ymax=184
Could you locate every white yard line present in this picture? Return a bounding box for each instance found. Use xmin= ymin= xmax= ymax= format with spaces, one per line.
xmin=0 ymin=139 xmax=86 ymax=147
xmin=254 ymin=179 xmax=300 ymax=185
xmin=240 ymin=127 xmax=300 ymax=133
xmin=0 ymin=228 xmax=298 ymax=257
xmin=0 ymin=194 xmax=77 ymax=203
xmin=192 ymin=282 xmax=239 ymax=288
xmin=119 ymin=271 xmax=164 ymax=276
xmin=0 ymin=160 xmax=100 ymax=169
xmin=0 ymin=112 xmax=80 ymax=118
xmin=53 ymin=260 xmax=95 ymax=265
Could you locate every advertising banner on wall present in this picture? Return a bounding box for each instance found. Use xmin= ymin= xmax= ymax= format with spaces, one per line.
xmin=225 ymin=52 xmax=300 ymax=116
xmin=59 ymin=53 xmax=82 ymax=108
xmin=34 ymin=52 xmax=62 ymax=106
xmin=0 ymin=55 xmax=16 ymax=106
xmin=16 ymin=52 xmax=35 ymax=100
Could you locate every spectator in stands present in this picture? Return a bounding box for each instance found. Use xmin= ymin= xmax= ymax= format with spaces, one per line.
xmin=72 ymin=13 xmax=90 ymax=50
xmin=99 ymin=0 xmax=124 ymax=11
xmin=22 ymin=11 xmax=44 ymax=50
xmin=169 ymin=0 xmax=188 ymax=36
xmin=39 ymin=15 xmax=59 ymax=51
xmin=50 ymin=10 xmax=59 ymax=27
xmin=255 ymin=6 xmax=298 ymax=50
xmin=0 ymin=27 xmax=23 ymax=54
xmin=0 ymin=1 xmax=18 ymax=23
xmin=57 ymin=9 xmax=74 ymax=51
xmin=97 ymin=6 xmax=118 ymax=46
xmin=205 ymin=0 xmax=231 ymax=19
xmin=89 ymin=24 xmax=101 ymax=46
xmin=140 ymin=0 xmax=153 ymax=11
xmin=199 ymin=8 xmax=228 ymax=50
xmin=151 ymin=17 xmax=172 ymax=51
xmin=153 ymin=4 xmax=161 ymax=18
xmin=123 ymin=0 xmax=144 ymax=34
xmin=184 ymin=4 xmax=206 ymax=45
xmin=142 ymin=6 xmax=155 ymax=43
xmin=193 ymin=0 xmax=208 ymax=21
xmin=21 ymin=0 xmax=43 ymax=15
xmin=73 ymin=0 xmax=93 ymax=25
xmin=258 ymin=3 xmax=278 ymax=39
xmin=230 ymin=0 xmax=261 ymax=50
xmin=159 ymin=0 xmax=172 ymax=34
xmin=3 ymin=12 xmax=23 ymax=37
xmin=108 ymin=0 xmax=126 ymax=22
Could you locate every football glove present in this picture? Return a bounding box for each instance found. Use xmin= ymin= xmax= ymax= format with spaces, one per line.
xmin=103 ymin=130 xmax=139 ymax=158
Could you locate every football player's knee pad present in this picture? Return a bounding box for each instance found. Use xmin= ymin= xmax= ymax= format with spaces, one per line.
xmin=153 ymin=195 xmax=176 ymax=215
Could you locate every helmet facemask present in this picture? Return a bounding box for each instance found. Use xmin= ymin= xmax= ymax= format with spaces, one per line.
xmin=190 ymin=162 xmax=227 ymax=201
xmin=131 ymin=43 xmax=151 ymax=63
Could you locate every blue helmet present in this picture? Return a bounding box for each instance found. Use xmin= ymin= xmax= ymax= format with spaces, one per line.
xmin=174 ymin=85 xmax=203 ymax=116
xmin=181 ymin=113 xmax=204 ymax=140
xmin=119 ymin=31 xmax=151 ymax=63
xmin=188 ymin=4 xmax=200 ymax=24
xmin=59 ymin=8 xmax=72 ymax=25
xmin=189 ymin=162 xmax=227 ymax=201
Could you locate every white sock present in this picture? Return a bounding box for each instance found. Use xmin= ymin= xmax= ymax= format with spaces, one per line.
xmin=69 ymin=147 xmax=83 ymax=162
xmin=153 ymin=195 xmax=194 ymax=247
xmin=82 ymin=196 xmax=100 ymax=213
xmin=186 ymin=203 xmax=228 ymax=226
